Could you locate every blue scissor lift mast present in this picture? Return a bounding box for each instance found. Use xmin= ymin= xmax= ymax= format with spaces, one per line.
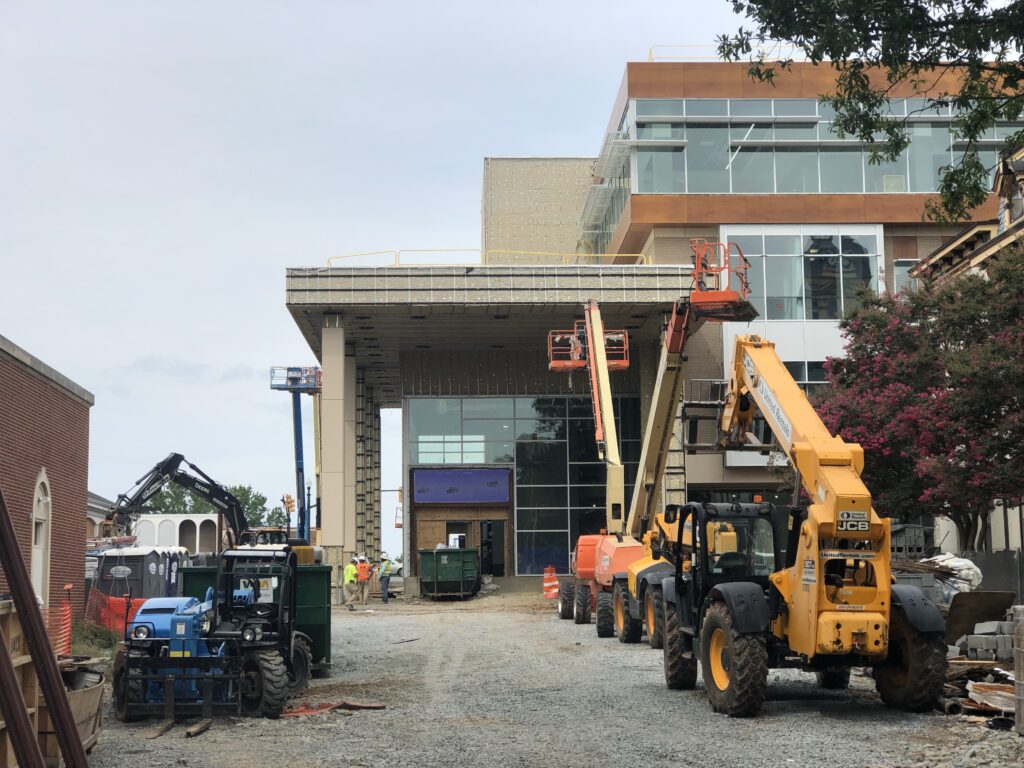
xmin=269 ymin=366 xmax=322 ymax=542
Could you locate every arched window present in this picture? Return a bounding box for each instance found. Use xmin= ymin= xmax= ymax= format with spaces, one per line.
xmin=31 ymin=472 xmax=52 ymax=606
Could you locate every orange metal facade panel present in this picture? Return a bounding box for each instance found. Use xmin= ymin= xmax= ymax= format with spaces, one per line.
xmin=622 ymin=62 xmax=969 ymax=100
xmin=609 ymin=193 xmax=999 ymax=254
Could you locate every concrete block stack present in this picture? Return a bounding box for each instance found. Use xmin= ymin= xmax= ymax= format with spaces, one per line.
xmin=960 ymin=616 xmax=1018 ymax=661
xmin=1014 ymin=606 xmax=1023 ymax=737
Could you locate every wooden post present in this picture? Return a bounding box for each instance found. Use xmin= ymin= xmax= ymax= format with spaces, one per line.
xmin=0 ymin=490 xmax=89 ymax=768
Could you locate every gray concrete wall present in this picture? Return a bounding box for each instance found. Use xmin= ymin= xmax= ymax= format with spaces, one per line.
xmin=482 ymin=158 xmax=595 ymax=263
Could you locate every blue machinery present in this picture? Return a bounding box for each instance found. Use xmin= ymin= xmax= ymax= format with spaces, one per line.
xmin=269 ymin=366 xmax=322 ymax=542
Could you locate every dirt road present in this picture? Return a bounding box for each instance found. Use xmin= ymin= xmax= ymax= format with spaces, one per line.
xmin=90 ymin=593 xmax=1021 ymax=768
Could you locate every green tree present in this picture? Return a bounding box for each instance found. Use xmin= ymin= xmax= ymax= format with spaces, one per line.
xmin=719 ymin=0 xmax=1024 ymax=220
xmin=816 ymin=246 xmax=1024 ymax=549
xmin=148 ymin=484 xmax=214 ymax=516
xmin=265 ymin=506 xmax=289 ymax=529
xmin=228 ymin=485 xmax=268 ymax=528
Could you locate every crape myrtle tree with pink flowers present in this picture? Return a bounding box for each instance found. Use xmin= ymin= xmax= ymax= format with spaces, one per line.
xmin=814 ymin=246 xmax=1024 ymax=551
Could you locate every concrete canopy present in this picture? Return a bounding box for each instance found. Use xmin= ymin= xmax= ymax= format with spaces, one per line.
xmin=286 ymin=264 xmax=695 ymax=406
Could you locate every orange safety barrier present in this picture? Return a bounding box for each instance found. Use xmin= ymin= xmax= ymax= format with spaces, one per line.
xmin=542 ymin=566 xmax=559 ymax=599
xmin=43 ymin=584 xmax=74 ymax=656
xmin=84 ymin=589 xmax=147 ymax=638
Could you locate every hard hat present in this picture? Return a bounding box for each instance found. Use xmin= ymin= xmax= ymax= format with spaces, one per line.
xmin=380 ymin=552 xmax=389 ymax=560
xmin=358 ymin=555 xmax=367 ymax=562
xmin=350 ymin=557 xmax=357 ymax=563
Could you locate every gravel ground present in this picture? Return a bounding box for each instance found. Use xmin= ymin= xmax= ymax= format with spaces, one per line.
xmin=90 ymin=592 xmax=1022 ymax=768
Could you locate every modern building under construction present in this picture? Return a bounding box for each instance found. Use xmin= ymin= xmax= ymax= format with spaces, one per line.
xmin=286 ymin=60 xmax=1020 ymax=588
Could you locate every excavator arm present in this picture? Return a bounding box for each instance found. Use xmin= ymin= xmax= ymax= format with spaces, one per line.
xmin=107 ymin=452 xmax=250 ymax=546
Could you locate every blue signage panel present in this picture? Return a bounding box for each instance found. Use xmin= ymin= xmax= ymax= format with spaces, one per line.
xmin=412 ymin=468 xmax=511 ymax=504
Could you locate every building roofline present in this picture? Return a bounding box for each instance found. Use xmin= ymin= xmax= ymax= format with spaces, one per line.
xmin=0 ymin=334 xmax=94 ymax=406
xmin=483 ymin=156 xmax=596 ymax=161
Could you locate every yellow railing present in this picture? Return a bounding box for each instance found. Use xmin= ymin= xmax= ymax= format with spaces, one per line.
xmin=324 ymin=249 xmax=652 ymax=267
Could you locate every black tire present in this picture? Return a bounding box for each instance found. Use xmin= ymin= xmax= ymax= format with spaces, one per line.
xmin=557 ymin=582 xmax=575 ymax=620
xmin=700 ymin=602 xmax=768 ymax=717
xmin=816 ymin=666 xmax=851 ymax=690
xmin=112 ymin=651 xmax=146 ymax=723
xmin=573 ymin=582 xmax=591 ymax=624
xmin=663 ymin=598 xmax=698 ymax=690
xmin=646 ymin=586 xmax=665 ymax=650
xmin=240 ymin=650 xmax=290 ymax=718
xmin=595 ymin=590 xmax=614 ymax=638
xmin=289 ymin=636 xmax=313 ymax=697
xmin=872 ymin=608 xmax=947 ymax=712
xmin=614 ymin=582 xmax=643 ymax=644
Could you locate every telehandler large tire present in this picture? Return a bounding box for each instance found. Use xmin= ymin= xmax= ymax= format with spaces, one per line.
xmin=614 ymin=582 xmax=643 ymax=643
xmin=557 ymin=582 xmax=575 ymax=619
xmin=241 ymin=650 xmax=290 ymax=719
xmin=646 ymin=586 xmax=665 ymax=650
xmin=815 ymin=666 xmax=851 ymax=689
xmin=595 ymin=590 xmax=614 ymax=638
xmin=872 ymin=609 xmax=946 ymax=712
xmin=662 ymin=599 xmax=697 ymax=690
xmin=700 ymin=602 xmax=768 ymax=717
xmin=289 ymin=636 xmax=313 ymax=696
xmin=112 ymin=651 xmax=146 ymax=722
xmin=573 ymin=582 xmax=591 ymax=624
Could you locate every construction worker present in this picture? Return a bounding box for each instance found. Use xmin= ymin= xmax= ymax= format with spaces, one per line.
xmin=379 ymin=554 xmax=393 ymax=604
xmin=343 ymin=557 xmax=358 ymax=604
xmin=356 ymin=555 xmax=373 ymax=605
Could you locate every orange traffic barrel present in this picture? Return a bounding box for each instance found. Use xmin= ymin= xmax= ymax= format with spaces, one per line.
xmin=542 ymin=565 xmax=559 ymax=599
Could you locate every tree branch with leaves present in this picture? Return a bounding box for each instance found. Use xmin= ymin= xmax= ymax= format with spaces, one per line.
xmin=719 ymin=0 xmax=1024 ymax=220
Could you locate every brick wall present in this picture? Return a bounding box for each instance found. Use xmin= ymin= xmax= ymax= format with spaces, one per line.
xmin=0 ymin=353 xmax=90 ymax=618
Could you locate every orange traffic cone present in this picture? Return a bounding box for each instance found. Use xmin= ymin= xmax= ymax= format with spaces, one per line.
xmin=542 ymin=566 xmax=559 ymax=599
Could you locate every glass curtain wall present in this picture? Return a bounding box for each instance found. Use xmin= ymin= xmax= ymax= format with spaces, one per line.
xmin=729 ymin=229 xmax=879 ymax=320
xmin=407 ymin=396 xmax=641 ymax=574
xmin=632 ymin=98 xmax=1022 ymax=196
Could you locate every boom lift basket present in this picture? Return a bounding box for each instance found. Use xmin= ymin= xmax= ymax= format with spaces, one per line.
xmin=689 ymin=239 xmax=758 ymax=323
xmin=547 ymin=321 xmax=630 ymax=373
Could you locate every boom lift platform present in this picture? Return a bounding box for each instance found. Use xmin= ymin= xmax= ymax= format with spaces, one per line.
xmin=269 ymin=366 xmax=322 ymax=543
xmin=549 ymin=240 xmax=756 ymax=637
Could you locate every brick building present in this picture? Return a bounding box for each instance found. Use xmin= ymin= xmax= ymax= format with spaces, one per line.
xmin=0 ymin=334 xmax=93 ymax=615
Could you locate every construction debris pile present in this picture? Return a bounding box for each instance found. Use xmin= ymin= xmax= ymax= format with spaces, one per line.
xmin=943 ymin=607 xmax=1022 ymax=731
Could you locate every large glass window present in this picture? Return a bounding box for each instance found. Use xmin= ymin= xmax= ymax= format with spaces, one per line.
xmin=865 ymin=152 xmax=908 ymax=192
xmin=908 ymin=123 xmax=952 ymax=192
xmin=804 ymin=256 xmax=841 ymax=319
xmin=636 ymin=99 xmax=684 ymax=117
xmin=685 ymin=99 xmax=728 ymax=116
xmin=776 ymin=148 xmax=819 ymax=193
xmin=638 ymin=123 xmax=685 ymax=140
xmin=516 ymin=531 xmax=569 ymax=574
xmin=730 ymin=147 xmax=774 ymax=193
xmin=764 ymin=255 xmax=804 ymax=319
xmin=820 ymin=148 xmax=864 ymax=192
xmin=637 ymin=148 xmax=685 ymax=193
xmin=686 ymin=125 xmax=730 ymax=192
xmin=841 ymin=255 xmax=877 ymax=314
xmin=730 ymin=227 xmax=880 ymax=321
xmin=893 ymin=259 xmax=919 ymax=294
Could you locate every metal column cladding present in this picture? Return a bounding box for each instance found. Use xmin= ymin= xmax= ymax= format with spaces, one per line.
xmin=412 ymin=469 xmax=511 ymax=504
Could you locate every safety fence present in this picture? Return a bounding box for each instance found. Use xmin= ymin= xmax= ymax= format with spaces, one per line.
xmin=41 ymin=584 xmax=74 ymax=656
xmin=83 ymin=588 xmax=146 ymax=639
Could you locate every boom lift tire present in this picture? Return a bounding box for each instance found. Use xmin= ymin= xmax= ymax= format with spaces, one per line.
xmin=700 ymin=602 xmax=768 ymax=717
xmin=872 ymin=609 xmax=947 ymax=712
xmin=573 ymin=582 xmax=592 ymax=624
xmin=596 ymin=590 xmax=615 ymax=638
xmin=240 ymin=650 xmax=290 ymax=719
xmin=558 ymin=582 xmax=575 ymax=620
xmin=662 ymin=601 xmax=698 ymax=689
xmin=815 ymin=666 xmax=851 ymax=690
xmin=646 ymin=586 xmax=665 ymax=649
xmin=289 ymin=636 xmax=313 ymax=696
xmin=112 ymin=652 xmax=146 ymax=722
xmin=614 ymin=582 xmax=643 ymax=644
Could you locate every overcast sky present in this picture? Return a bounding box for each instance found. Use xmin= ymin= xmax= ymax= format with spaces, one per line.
xmin=0 ymin=2 xmax=742 ymax=558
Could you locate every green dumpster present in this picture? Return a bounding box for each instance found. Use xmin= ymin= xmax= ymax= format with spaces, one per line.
xmin=418 ymin=548 xmax=480 ymax=599
xmin=179 ymin=563 xmax=332 ymax=678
